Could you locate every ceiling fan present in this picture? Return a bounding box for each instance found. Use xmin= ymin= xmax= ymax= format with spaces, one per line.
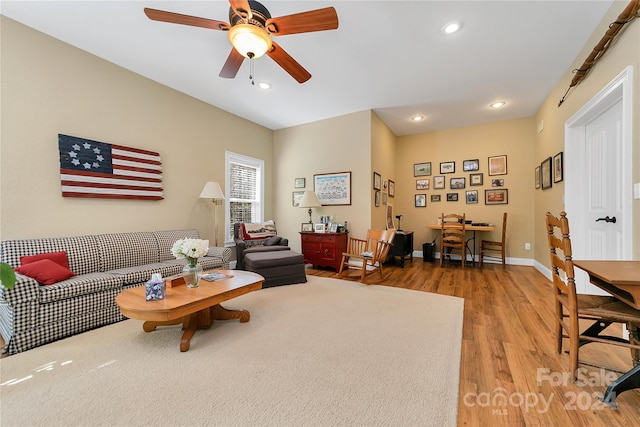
xmin=144 ymin=0 xmax=339 ymax=84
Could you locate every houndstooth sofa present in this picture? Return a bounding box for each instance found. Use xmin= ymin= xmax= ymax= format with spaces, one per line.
xmin=0 ymin=229 xmax=231 ymax=355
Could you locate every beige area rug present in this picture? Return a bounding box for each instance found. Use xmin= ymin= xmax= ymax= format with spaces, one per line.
xmin=0 ymin=275 xmax=464 ymax=427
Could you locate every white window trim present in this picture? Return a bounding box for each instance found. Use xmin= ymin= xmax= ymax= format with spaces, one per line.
xmin=225 ymin=151 xmax=265 ymax=245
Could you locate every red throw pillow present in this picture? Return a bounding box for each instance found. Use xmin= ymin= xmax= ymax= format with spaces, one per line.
xmin=20 ymin=251 xmax=71 ymax=270
xmin=15 ymin=259 xmax=76 ymax=285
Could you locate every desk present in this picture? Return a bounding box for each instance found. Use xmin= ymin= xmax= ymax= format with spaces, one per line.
xmin=573 ymin=260 xmax=640 ymax=408
xmin=387 ymin=231 xmax=414 ymax=267
xmin=426 ymin=223 xmax=495 ymax=265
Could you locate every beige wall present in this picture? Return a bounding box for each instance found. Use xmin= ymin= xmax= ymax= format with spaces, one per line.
xmin=370 ymin=112 xmax=397 ymax=230
xmin=0 ymin=17 xmax=273 ymax=243
xmin=274 ymin=110 xmax=372 ymax=253
xmin=396 ymin=118 xmax=536 ymax=259
xmin=533 ymin=1 xmax=640 ymax=266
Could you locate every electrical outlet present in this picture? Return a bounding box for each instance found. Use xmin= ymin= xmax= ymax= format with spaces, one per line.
xmin=525 ymin=243 xmax=531 ymax=250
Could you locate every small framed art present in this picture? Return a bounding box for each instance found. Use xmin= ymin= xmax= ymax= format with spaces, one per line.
xmin=433 ymin=176 xmax=445 ymax=189
xmin=466 ymin=190 xmax=478 ymax=204
xmin=292 ymin=191 xmax=304 ymax=207
xmin=375 ymin=190 xmax=381 ymax=207
xmin=430 ymin=194 xmax=441 ymax=202
xmin=329 ymin=223 xmax=339 ymax=233
xmin=491 ymin=179 xmax=504 ymax=187
xmin=535 ymin=166 xmax=541 ymax=189
xmin=315 ymin=171 xmax=352 ymax=205
xmin=485 ymin=189 xmax=508 ymax=205
xmin=294 ymin=177 xmax=305 ymax=189
xmin=414 ymin=162 xmax=431 ymax=176
xmin=382 ymin=192 xmax=388 ymax=205
xmin=446 ymin=193 xmax=458 ymax=202
xmin=463 ymin=159 xmax=479 ymax=171
xmin=450 ymin=177 xmax=465 ymax=189
xmin=373 ymin=172 xmax=381 ymax=190
xmin=440 ymin=161 xmax=455 ymax=174
xmin=416 ymin=179 xmax=429 ymax=190
xmin=541 ymin=157 xmax=552 ymax=190
xmin=301 ymin=223 xmax=314 ymax=232
xmin=388 ymin=180 xmax=395 ymax=197
xmin=488 ymin=155 xmax=507 ymax=176
xmin=314 ymin=223 xmax=326 ymax=233
xmin=415 ymin=194 xmax=426 ymax=207
xmin=553 ymin=152 xmax=564 ymax=183
xmin=470 ymin=173 xmax=483 ymax=186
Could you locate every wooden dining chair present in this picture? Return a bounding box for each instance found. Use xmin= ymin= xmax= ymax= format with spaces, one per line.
xmin=545 ymin=211 xmax=640 ymax=382
xmin=338 ymin=229 xmax=396 ymax=283
xmin=479 ymin=212 xmax=507 ymax=268
xmin=440 ymin=213 xmax=467 ymax=268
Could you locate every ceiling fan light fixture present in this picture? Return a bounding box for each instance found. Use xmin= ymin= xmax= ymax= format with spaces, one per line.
xmin=228 ymin=24 xmax=272 ymax=58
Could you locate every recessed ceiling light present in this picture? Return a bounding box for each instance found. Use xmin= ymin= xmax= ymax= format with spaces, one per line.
xmin=442 ymin=21 xmax=462 ymax=35
xmin=489 ymin=101 xmax=506 ymax=109
xmin=411 ymin=115 xmax=425 ymax=122
xmin=257 ymin=82 xmax=271 ymax=90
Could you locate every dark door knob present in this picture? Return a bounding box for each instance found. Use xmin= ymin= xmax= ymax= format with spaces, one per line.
xmin=595 ymin=216 xmax=617 ymax=223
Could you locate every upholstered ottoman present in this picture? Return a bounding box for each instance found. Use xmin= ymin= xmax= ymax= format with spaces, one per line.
xmin=243 ymin=250 xmax=306 ymax=288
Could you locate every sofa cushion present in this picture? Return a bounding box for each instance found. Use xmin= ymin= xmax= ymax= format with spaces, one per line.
xmin=38 ymin=272 xmax=123 ymax=304
xmin=20 ymin=251 xmax=71 ymax=270
xmin=15 ymin=259 xmax=76 ymax=285
xmin=263 ymin=236 xmax=282 ymax=246
xmin=96 ymin=232 xmax=159 ymax=271
xmin=153 ymin=229 xmax=201 ymax=261
xmin=244 ymin=250 xmax=304 ymax=269
xmin=240 ymin=221 xmax=277 ymax=240
xmin=108 ymin=262 xmax=180 ymax=285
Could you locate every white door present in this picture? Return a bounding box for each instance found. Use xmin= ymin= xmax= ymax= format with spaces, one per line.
xmin=565 ymin=67 xmax=633 ymax=295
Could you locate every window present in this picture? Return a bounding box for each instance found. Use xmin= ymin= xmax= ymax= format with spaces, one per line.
xmin=225 ymin=152 xmax=264 ymax=243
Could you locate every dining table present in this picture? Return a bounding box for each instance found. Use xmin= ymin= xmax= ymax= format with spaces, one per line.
xmin=573 ymin=260 xmax=640 ymax=408
xmin=426 ymin=223 xmax=494 ymax=266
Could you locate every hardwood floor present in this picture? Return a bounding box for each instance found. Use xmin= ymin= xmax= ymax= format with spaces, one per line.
xmin=308 ymin=259 xmax=640 ymax=427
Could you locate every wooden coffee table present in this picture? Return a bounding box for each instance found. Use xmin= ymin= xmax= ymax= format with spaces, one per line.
xmin=116 ymin=270 xmax=263 ymax=352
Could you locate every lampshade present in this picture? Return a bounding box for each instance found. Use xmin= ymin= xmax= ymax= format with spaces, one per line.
xmin=199 ymin=182 xmax=225 ymax=200
xmin=228 ymin=24 xmax=272 ymax=59
xmin=298 ymin=191 xmax=321 ymax=208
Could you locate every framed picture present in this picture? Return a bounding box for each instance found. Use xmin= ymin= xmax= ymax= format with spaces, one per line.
xmin=488 ymin=155 xmax=507 ymax=176
xmin=416 ymin=179 xmax=429 ymax=190
xmin=450 ymin=177 xmax=465 ymax=189
xmin=470 ymin=173 xmax=483 ymax=186
xmin=446 ymin=193 xmax=458 ymax=202
xmin=535 ymin=166 xmax=541 ymax=189
xmin=414 ymin=162 xmax=431 ymax=176
xmin=373 ymin=172 xmax=381 ymax=190
xmin=440 ymin=161 xmax=455 ymax=174
xmin=541 ymin=157 xmax=552 ymax=190
xmin=294 ymin=177 xmax=306 ymax=189
xmin=491 ymin=178 xmax=504 ymax=187
xmin=382 ymin=192 xmax=388 ymax=205
xmin=375 ymin=190 xmax=381 ymax=207
xmin=314 ymin=171 xmax=352 ymax=205
xmin=553 ymin=152 xmax=564 ymax=183
xmin=433 ymin=176 xmax=445 ymax=189
xmin=386 ymin=205 xmax=394 ymax=229
xmin=430 ymin=194 xmax=441 ymax=202
xmin=313 ymin=223 xmax=326 ymax=233
xmin=329 ymin=223 xmax=339 ymax=233
xmin=465 ymin=190 xmax=478 ymax=204
xmin=383 ymin=180 xmax=388 ymax=190
xmin=485 ymin=189 xmax=508 ymax=205
xmin=463 ymin=159 xmax=479 ymax=171
xmin=388 ymin=180 xmax=395 ymax=197
xmin=301 ymin=223 xmax=314 ymax=232
xmin=292 ymin=191 xmax=304 ymax=207
xmin=415 ymin=194 xmax=426 ymax=207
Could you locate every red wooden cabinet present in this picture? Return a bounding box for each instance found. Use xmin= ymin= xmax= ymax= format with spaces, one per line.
xmin=300 ymin=232 xmax=348 ymax=271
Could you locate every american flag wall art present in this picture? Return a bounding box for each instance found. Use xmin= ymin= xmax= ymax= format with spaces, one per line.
xmin=58 ymin=134 xmax=163 ymax=200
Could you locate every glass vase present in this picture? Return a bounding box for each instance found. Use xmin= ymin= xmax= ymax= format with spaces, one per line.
xmin=182 ymin=260 xmax=203 ymax=288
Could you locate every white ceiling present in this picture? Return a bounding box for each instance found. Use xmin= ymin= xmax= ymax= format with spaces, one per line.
xmin=1 ymin=0 xmax=614 ymax=136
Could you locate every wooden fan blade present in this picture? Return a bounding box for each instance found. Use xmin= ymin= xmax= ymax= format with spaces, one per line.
xmin=266 ymin=7 xmax=338 ymax=36
xmin=267 ymin=42 xmax=311 ymax=83
xmin=229 ymin=0 xmax=252 ymax=20
xmin=144 ymin=8 xmax=229 ymax=31
xmin=219 ymin=48 xmax=245 ymax=78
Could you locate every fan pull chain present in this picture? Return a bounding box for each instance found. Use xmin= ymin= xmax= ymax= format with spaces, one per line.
xmin=248 ymin=52 xmax=255 ymax=86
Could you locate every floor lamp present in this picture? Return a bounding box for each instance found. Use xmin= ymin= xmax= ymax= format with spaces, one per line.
xmin=299 ymin=191 xmax=321 ymax=223
xmin=199 ymin=182 xmax=225 ymax=246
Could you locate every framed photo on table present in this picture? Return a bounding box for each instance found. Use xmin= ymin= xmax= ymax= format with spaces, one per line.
xmin=301 ymin=223 xmax=313 ymax=232
xmin=315 ymin=171 xmax=352 ymax=205
xmin=314 ymin=223 xmax=326 ymax=233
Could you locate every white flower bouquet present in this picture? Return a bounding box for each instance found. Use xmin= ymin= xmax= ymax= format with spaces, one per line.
xmin=171 ymin=238 xmax=209 ymax=267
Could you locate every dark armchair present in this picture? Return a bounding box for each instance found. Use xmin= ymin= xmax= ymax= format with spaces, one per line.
xmin=233 ymin=222 xmax=290 ymax=270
